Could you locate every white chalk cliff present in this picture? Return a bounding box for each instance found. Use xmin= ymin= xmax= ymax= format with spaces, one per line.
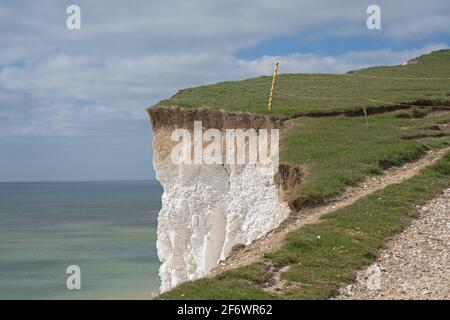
xmin=149 ymin=108 xmax=291 ymax=292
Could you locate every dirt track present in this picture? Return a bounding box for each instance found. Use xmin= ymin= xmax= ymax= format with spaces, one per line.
xmin=212 ymin=147 xmax=450 ymax=276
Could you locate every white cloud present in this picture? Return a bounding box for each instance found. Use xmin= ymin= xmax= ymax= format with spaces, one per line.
xmin=1 ymin=42 xmax=448 ymax=137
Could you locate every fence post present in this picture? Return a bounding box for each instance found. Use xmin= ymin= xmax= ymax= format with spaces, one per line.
xmin=268 ymin=62 xmax=279 ymax=111
xmin=354 ymin=74 xmax=369 ymax=126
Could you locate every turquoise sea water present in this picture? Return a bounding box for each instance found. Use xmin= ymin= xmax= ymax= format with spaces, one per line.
xmin=0 ymin=180 xmax=162 ymax=299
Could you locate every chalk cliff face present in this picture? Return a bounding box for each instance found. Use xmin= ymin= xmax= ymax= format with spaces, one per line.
xmin=148 ymin=107 xmax=293 ymax=292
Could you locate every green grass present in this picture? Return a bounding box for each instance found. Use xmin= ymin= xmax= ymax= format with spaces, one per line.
xmin=156 ymin=49 xmax=450 ymax=116
xmin=280 ymin=111 xmax=450 ymax=205
xmin=160 ymin=152 xmax=450 ymax=300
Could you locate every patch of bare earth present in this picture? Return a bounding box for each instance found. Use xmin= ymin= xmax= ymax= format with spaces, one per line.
xmin=211 ymin=147 xmax=450 ymax=280
xmin=335 ymin=188 xmax=450 ymax=300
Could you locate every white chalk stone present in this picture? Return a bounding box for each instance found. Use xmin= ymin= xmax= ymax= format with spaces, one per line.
xmin=154 ymin=157 xmax=289 ymax=292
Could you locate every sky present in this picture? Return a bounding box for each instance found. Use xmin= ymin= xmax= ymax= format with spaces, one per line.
xmin=0 ymin=0 xmax=450 ymax=182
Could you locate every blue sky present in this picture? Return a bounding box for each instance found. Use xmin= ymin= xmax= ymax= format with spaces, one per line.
xmin=0 ymin=0 xmax=449 ymax=182
xmin=236 ymin=34 xmax=450 ymax=59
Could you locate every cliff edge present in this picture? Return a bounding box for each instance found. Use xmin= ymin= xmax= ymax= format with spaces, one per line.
xmin=148 ymin=107 xmax=300 ymax=292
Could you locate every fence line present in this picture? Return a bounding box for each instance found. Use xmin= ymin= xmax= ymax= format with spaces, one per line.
xmin=275 ymin=69 xmax=450 ymax=112
xmin=347 ymin=73 xmax=450 ymax=81
xmin=278 ymin=73 xmax=450 ymax=81
xmin=276 ymin=90 xmax=450 ymax=109
xmin=360 ymin=97 xmax=450 ymax=108
xmin=277 ymin=91 xmax=360 ymax=101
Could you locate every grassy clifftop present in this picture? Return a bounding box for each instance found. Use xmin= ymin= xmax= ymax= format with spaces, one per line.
xmin=280 ymin=111 xmax=450 ymax=206
xmin=153 ymin=50 xmax=450 ymax=207
xmin=151 ymin=50 xmax=450 ymax=209
xmin=151 ymin=51 xmax=450 ymax=299
xmin=156 ymin=49 xmax=450 ymax=116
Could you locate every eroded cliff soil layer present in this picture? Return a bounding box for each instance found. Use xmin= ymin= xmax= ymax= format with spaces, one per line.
xmin=148 ymin=107 xmax=293 ymax=292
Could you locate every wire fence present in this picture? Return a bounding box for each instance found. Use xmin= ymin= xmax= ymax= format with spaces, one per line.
xmin=274 ymin=71 xmax=450 ymax=111
xmin=265 ymin=68 xmax=450 ymax=127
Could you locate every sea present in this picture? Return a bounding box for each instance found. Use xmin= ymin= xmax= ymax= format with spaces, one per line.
xmin=0 ymin=180 xmax=163 ymax=300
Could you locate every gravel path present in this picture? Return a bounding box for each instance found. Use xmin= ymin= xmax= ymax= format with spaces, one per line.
xmin=336 ymin=188 xmax=450 ymax=300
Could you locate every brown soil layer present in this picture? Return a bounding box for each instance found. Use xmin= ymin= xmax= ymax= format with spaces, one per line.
xmin=148 ymin=106 xmax=283 ymax=131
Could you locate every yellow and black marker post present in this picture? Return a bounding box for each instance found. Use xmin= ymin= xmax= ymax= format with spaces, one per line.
xmin=268 ymin=61 xmax=279 ymax=111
